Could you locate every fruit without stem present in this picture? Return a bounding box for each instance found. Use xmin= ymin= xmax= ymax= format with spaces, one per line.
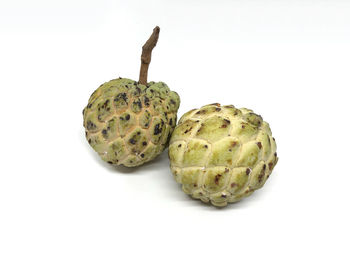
xmin=168 ymin=103 xmax=278 ymax=207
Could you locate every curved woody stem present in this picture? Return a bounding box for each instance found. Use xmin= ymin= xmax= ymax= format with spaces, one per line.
xmin=138 ymin=26 xmax=160 ymax=85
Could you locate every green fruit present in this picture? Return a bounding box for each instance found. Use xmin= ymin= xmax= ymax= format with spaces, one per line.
xmin=83 ymin=78 xmax=180 ymax=167
xmin=83 ymin=27 xmax=180 ymax=167
xmin=168 ymin=103 xmax=278 ymax=206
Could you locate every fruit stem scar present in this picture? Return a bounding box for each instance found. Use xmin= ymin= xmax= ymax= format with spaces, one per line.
xmin=139 ymin=26 xmax=160 ymax=85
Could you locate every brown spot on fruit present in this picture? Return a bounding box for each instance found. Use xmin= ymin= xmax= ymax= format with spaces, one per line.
xmin=204 ymin=145 xmax=208 ymax=148
xmin=215 ymin=107 xmax=221 ymax=112
xmin=195 ymin=110 xmax=206 ymax=115
xmin=214 ymin=174 xmax=222 ymax=185
xmin=142 ymin=141 xmax=147 ymax=146
xmin=144 ymin=96 xmax=150 ymax=106
xmin=221 ymin=193 xmax=227 ymax=198
xmin=184 ymin=127 xmax=193 ymax=134
xmin=86 ymin=120 xmax=97 ymax=130
xmin=133 ymin=99 xmax=142 ymax=110
xmin=258 ymin=166 xmax=266 ymax=183
xmin=258 ymin=173 xmax=264 ymax=183
xmin=257 ymin=142 xmax=262 ymax=149
xmin=154 ymin=124 xmax=162 ymax=135
xmin=231 ymin=183 xmax=237 ymax=188
xmin=268 ymin=162 xmax=274 ymax=170
xmin=246 ymin=168 xmax=251 ymax=175
xmin=114 ymin=93 xmax=128 ymax=104
xmin=102 ymin=99 xmax=109 ymax=108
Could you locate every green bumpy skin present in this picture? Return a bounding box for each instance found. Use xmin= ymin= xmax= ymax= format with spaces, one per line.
xmin=83 ymin=78 xmax=180 ymax=167
xmin=168 ymin=103 xmax=278 ymax=207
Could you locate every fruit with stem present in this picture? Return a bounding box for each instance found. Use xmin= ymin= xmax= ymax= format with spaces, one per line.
xmin=83 ymin=27 xmax=180 ymax=167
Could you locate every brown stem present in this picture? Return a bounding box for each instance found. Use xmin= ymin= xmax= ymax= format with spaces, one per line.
xmin=139 ymin=26 xmax=160 ymax=85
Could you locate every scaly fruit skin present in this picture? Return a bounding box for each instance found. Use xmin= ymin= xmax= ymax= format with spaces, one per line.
xmin=169 ymin=103 xmax=277 ymax=207
xmin=83 ymin=78 xmax=180 ymax=167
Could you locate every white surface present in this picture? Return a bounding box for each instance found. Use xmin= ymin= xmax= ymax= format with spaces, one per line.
xmin=1 ymin=0 xmax=350 ymax=262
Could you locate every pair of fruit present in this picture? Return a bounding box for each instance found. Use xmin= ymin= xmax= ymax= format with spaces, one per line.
xmin=83 ymin=27 xmax=278 ymax=207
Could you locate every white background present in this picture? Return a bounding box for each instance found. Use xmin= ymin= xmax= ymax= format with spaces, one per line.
xmin=1 ymin=0 xmax=349 ymax=262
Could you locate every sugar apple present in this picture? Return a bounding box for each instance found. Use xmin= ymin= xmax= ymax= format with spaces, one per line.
xmin=83 ymin=26 xmax=180 ymax=167
xmin=169 ymin=103 xmax=278 ymax=206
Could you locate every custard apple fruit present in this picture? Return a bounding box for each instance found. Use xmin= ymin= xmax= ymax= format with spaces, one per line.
xmin=83 ymin=78 xmax=180 ymax=167
xmin=169 ymin=103 xmax=278 ymax=206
